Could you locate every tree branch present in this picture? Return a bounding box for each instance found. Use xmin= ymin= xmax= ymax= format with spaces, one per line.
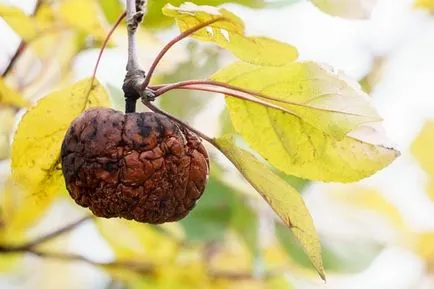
xmin=123 ymin=0 xmax=146 ymax=113
xmin=24 ymin=216 xmax=93 ymax=249
xmin=0 ymin=216 xmax=92 ymax=252
xmin=126 ymin=0 xmax=143 ymax=71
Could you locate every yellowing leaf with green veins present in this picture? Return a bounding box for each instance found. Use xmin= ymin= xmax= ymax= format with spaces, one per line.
xmin=0 ymin=78 xmax=28 ymax=108
xmin=311 ymin=0 xmax=377 ymax=19
xmin=59 ymin=0 xmax=108 ymax=40
xmin=163 ymin=3 xmax=298 ymax=66
xmin=143 ymin=0 xmax=266 ymax=29
xmin=211 ymin=61 xmax=398 ymax=182
xmin=11 ymin=78 xmax=110 ymax=206
xmin=215 ymin=136 xmax=325 ymax=281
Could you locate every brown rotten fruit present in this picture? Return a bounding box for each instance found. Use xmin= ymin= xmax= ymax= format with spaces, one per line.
xmin=61 ymin=107 xmax=209 ymax=224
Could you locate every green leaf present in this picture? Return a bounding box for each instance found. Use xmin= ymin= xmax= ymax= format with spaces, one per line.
xmin=211 ymin=61 xmax=399 ymax=182
xmin=143 ymin=0 xmax=265 ymax=29
xmin=162 ymin=3 xmax=298 ymax=66
xmin=215 ymin=135 xmax=325 ymax=281
xmin=311 ymin=0 xmax=377 ymax=19
xmin=181 ymin=170 xmax=258 ymax=254
xmin=276 ymin=223 xmax=380 ymax=273
xmin=11 ymin=78 xmax=110 ymax=207
xmin=181 ymin=175 xmax=235 ymax=242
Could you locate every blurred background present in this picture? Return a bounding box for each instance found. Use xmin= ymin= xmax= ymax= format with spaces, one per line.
xmin=1 ymin=0 xmax=434 ymax=288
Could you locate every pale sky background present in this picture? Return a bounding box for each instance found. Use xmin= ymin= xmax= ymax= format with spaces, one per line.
xmin=2 ymin=0 xmax=434 ymax=288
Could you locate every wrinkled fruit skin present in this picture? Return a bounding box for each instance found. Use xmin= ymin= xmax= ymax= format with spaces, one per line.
xmin=61 ymin=108 xmax=209 ymax=224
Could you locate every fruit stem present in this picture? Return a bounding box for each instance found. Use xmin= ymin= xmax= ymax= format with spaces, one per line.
xmin=141 ymin=18 xmax=224 ymax=90
xmin=91 ymin=11 xmax=126 ymax=87
xmin=142 ymin=98 xmax=213 ymax=144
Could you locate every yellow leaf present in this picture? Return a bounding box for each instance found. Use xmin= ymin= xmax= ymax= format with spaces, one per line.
xmin=163 ymin=3 xmax=298 ymax=66
xmin=215 ymin=136 xmax=325 ymax=281
xmin=212 ymin=61 xmax=398 ymax=182
xmin=96 ymin=218 xmax=179 ymax=264
xmin=311 ymin=0 xmax=377 ymax=19
xmin=0 ymin=179 xmax=48 ymax=243
xmin=414 ymin=0 xmax=434 ymax=10
xmin=415 ymin=232 xmax=434 ymax=271
xmin=59 ymin=0 xmax=108 ymax=40
xmin=331 ymin=187 xmax=406 ymax=230
xmin=11 ymin=78 xmax=110 ymax=206
xmin=412 ymin=120 xmax=434 ymax=176
xmin=0 ymin=4 xmax=49 ymax=41
xmin=0 ymin=77 xmax=28 ymax=108
xmin=0 ymin=108 xmax=16 ymax=160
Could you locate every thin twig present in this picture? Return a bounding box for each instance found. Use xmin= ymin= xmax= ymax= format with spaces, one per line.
xmin=24 ymin=216 xmax=93 ymax=249
xmin=141 ymin=18 xmax=224 ymax=89
xmin=3 ymin=246 xmax=273 ymax=280
xmin=91 ymin=11 xmax=127 ymax=86
xmin=151 ymin=80 xmax=297 ymax=118
xmin=153 ymin=79 xmax=369 ymax=118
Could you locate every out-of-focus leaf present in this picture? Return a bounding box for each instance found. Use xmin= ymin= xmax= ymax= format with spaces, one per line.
xmin=59 ymin=0 xmax=108 ymax=40
xmin=212 ymin=61 xmax=399 ymax=182
xmin=96 ymin=218 xmax=178 ymax=264
xmin=276 ymin=223 xmax=380 ymax=273
xmin=311 ymin=0 xmax=377 ymax=19
xmin=181 ymin=169 xmax=258 ymax=254
xmin=215 ymin=136 xmax=325 ymax=281
xmin=0 ymin=78 xmax=28 ymax=108
xmin=411 ymin=121 xmax=434 ymax=200
xmin=265 ymin=276 xmax=293 ymax=289
xmin=98 ymin=0 xmax=124 ymax=23
xmin=412 ymin=120 xmax=434 ymax=176
xmin=359 ymin=56 xmax=386 ymax=94
xmin=143 ymin=0 xmax=265 ymax=29
xmin=331 ymin=187 xmax=406 ymax=230
xmin=414 ymin=0 xmax=434 ymax=11
xmin=0 ymin=4 xmax=51 ymax=42
xmin=163 ymin=3 xmax=298 ymax=66
xmin=0 ymin=108 xmax=16 ymax=161
xmin=181 ymin=175 xmax=237 ymax=242
xmin=11 ymin=78 xmax=110 ymax=208
xmin=415 ymin=232 xmax=434 ymax=272
xmin=0 ymin=180 xmax=47 ymax=240
xmin=159 ymin=43 xmax=220 ymax=121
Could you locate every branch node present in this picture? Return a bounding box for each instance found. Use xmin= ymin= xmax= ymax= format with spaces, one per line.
xmin=123 ymin=69 xmax=146 ymax=113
